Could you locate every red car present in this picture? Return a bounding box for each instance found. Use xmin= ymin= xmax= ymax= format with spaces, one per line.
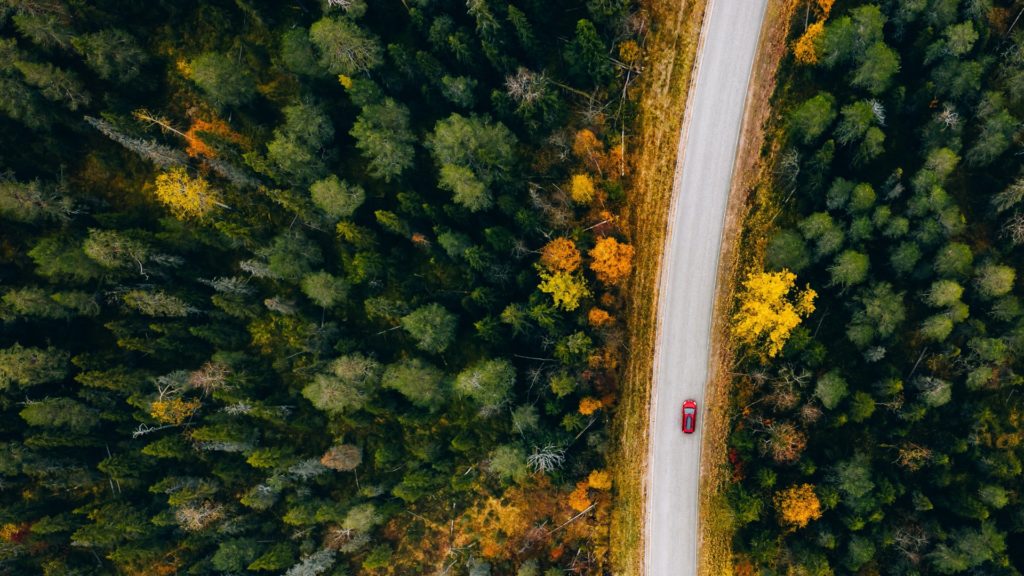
xmin=681 ymin=400 xmax=698 ymax=434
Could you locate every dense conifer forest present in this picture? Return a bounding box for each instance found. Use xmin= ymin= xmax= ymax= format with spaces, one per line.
xmin=0 ymin=0 xmax=642 ymax=573
xmin=730 ymin=1 xmax=1024 ymax=574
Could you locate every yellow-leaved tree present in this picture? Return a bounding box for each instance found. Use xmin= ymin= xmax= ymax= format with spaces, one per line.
xmin=538 ymin=270 xmax=590 ymax=311
xmin=775 ymin=483 xmax=822 ymax=529
xmin=570 ymin=173 xmax=596 ymax=204
xmin=587 ymin=469 xmax=612 ymax=490
xmin=150 ymin=397 xmax=202 ymax=425
xmin=154 ymin=167 xmax=226 ymax=219
xmin=618 ymin=40 xmax=641 ymax=67
xmin=732 ymin=270 xmax=816 ymax=357
xmin=793 ymin=20 xmax=825 ymax=65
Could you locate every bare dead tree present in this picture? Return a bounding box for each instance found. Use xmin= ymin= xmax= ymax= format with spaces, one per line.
xmin=993 ymin=176 xmax=1024 ymax=213
xmin=131 ymin=423 xmax=175 ymax=438
xmin=239 ymin=258 xmax=273 ymax=278
xmin=868 ymin=99 xmax=886 ymax=125
xmin=937 ymin=103 xmax=960 ymax=130
xmin=776 ymin=148 xmax=801 ymax=187
xmin=188 ymin=361 xmax=232 ymax=395
xmin=778 ymin=365 xmax=812 ymax=388
xmin=864 ymin=346 xmax=887 ymax=363
xmin=222 ymin=402 xmax=253 ymax=415
xmin=154 ymin=370 xmax=189 ymax=401
xmin=1005 ymin=211 xmax=1024 ymax=245
xmin=877 ymin=393 xmax=905 ymax=413
xmin=527 ymin=444 xmax=565 ymax=473
xmin=175 ymin=500 xmax=225 ymax=532
xmin=264 ymin=297 xmax=298 ymax=315
xmin=799 ymin=403 xmax=822 ymax=424
xmin=761 ymin=421 xmax=807 ymax=463
xmin=893 ymin=522 xmax=929 ymax=563
xmin=505 ymin=68 xmax=547 ymax=106
xmin=765 ymin=377 xmax=800 ymax=412
xmin=894 ymin=442 xmax=933 ymax=471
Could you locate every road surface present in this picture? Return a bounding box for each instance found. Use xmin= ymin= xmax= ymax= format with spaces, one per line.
xmin=644 ymin=0 xmax=769 ymax=574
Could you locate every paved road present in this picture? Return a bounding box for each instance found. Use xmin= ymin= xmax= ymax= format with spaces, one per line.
xmin=644 ymin=0 xmax=769 ymax=574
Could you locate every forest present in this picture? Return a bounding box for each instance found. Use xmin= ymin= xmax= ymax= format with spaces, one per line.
xmin=729 ymin=0 xmax=1024 ymax=574
xmin=0 ymin=0 xmax=643 ymax=574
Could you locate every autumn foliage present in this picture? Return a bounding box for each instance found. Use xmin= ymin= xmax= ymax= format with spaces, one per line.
xmin=793 ymin=20 xmax=824 ymax=65
xmin=540 ymin=237 xmax=582 ymax=272
xmin=572 ymin=128 xmax=621 ymax=177
xmin=774 ymin=483 xmax=822 ymax=529
xmin=150 ymin=397 xmax=201 ymax=425
xmin=0 ymin=523 xmax=29 ymax=543
xmin=732 ymin=270 xmax=816 ymax=358
xmin=573 ymin=129 xmax=603 ymax=165
xmin=153 ymin=167 xmax=224 ymax=219
xmin=587 ymin=470 xmax=612 ymax=490
xmin=618 ymin=40 xmax=641 ymax=66
xmin=587 ymin=307 xmax=613 ymax=326
xmin=570 ymin=173 xmax=596 ymax=204
xmin=568 ymin=481 xmax=592 ymax=512
xmin=589 ymin=236 xmax=634 ymax=285
xmin=538 ymin=270 xmax=590 ymax=311
xmin=578 ymin=396 xmax=602 ymax=415
xmin=443 ymin=476 xmax=608 ymax=569
xmin=184 ymin=118 xmax=242 ymax=158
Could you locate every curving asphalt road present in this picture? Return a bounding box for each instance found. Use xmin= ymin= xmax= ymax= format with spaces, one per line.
xmin=644 ymin=0 xmax=769 ymax=574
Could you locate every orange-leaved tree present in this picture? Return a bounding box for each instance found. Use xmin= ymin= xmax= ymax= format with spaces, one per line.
xmin=184 ymin=118 xmax=243 ymax=158
xmin=573 ymin=128 xmax=605 ymax=174
xmin=0 ymin=523 xmax=29 ymax=543
xmin=154 ymin=167 xmax=226 ymax=219
xmin=589 ymin=236 xmax=634 ymax=285
xmin=774 ymin=483 xmax=822 ymax=529
xmin=587 ymin=307 xmax=613 ymax=326
xmin=540 ymin=237 xmax=582 ymax=272
xmin=568 ymin=480 xmax=592 ymax=512
xmin=578 ymin=397 xmax=602 ymax=415
xmin=732 ymin=270 xmax=816 ymax=358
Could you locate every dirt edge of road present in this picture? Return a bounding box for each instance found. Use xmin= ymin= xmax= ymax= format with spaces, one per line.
xmin=609 ymin=0 xmax=708 ymax=574
xmin=696 ymin=1 xmax=798 ymax=575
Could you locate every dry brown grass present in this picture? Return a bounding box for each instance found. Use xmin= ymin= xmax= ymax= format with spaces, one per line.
xmin=608 ymin=0 xmax=708 ymax=574
xmin=698 ymin=2 xmax=799 ymax=575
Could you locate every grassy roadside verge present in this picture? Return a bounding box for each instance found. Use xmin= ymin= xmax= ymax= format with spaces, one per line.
xmin=608 ymin=0 xmax=708 ymax=573
xmin=697 ymin=1 xmax=800 ymax=575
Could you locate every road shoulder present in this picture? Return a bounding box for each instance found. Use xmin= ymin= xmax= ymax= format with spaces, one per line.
xmin=608 ymin=0 xmax=709 ymax=573
xmin=696 ymin=1 xmax=798 ymax=574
